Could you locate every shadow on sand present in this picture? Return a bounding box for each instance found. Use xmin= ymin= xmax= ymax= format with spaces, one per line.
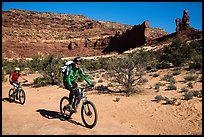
xmin=36 ymin=109 xmax=86 ymax=128
xmin=2 ymin=97 xmax=21 ymax=104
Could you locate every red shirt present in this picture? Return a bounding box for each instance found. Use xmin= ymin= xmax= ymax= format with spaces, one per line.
xmin=10 ymin=72 xmax=22 ymax=82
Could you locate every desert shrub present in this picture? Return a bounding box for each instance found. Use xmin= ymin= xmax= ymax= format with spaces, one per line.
xmin=96 ymin=85 xmax=108 ymax=91
xmin=156 ymin=38 xmax=202 ymax=67
xmin=161 ymin=74 xmax=176 ymax=84
xmin=138 ymin=78 xmax=148 ymax=84
xmin=179 ymin=87 xmax=189 ymax=93
xmin=172 ymin=67 xmax=181 ymax=71
xmin=32 ymin=54 xmax=64 ymax=87
xmin=154 ymin=95 xmax=165 ymax=102
xmin=27 ymin=55 xmax=42 ymax=72
xmin=82 ymin=59 xmax=101 ymax=71
xmin=183 ymin=92 xmax=193 ymax=100
xmin=33 ymin=76 xmax=51 ymax=87
xmin=148 ymin=60 xmax=161 ymax=70
xmin=184 ymin=74 xmax=197 ymax=82
xmin=81 ymin=57 xmax=111 ymax=71
xmin=107 ymin=52 xmax=146 ymax=95
xmin=147 ymin=68 xmax=158 ymax=73
xmin=152 ymin=73 xmax=160 ymax=77
xmin=191 ymin=90 xmax=201 ymax=97
xmin=172 ymin=70 xmax=181 ymax=76
xmin=166 ymin=83 xmax=177 ymax=90
xmin=2 ymin=59 xmax=28 ymax=74
xmin=187 ymin=41 xmax=202 ymax=70
xmin=98 ymin=79 xmax=104 ymax=83
xmin=156 ymin=61 xmax=171 ymax=69
xmin=165 ymin=97 xmax=177 ymax=105
xmin=132 ymin=48 xmax=156 ymax=66
xmin=156 ymin=38 xmax=184 ymax=66
xmin=2 ymin=69 xmax=7 ymax=82
xmin=187 ymin=82 xmax=193 ymax=88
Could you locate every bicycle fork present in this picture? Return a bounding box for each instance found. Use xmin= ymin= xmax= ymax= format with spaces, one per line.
xmin=82 ymin=99 xmax=92 ymax=116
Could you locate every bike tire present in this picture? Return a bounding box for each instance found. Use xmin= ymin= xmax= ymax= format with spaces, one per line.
xmin=81 ymin=100 xmax=98 ymax=128
xmin=19 ymin=89 xmax=26 ymax=105
xmin=8 ymin=88 xmax=15 ymax=102
xmin=60 ymin=96 xmax=73 ymax=117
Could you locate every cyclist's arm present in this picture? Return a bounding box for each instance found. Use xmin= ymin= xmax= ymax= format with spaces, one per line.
xmin=78 ymin=68 xmax=92 ymax=85
xmin=19 ymin=73 xmax=27 ymax=81
xmin=65 ymin=69 xmax=73 ymax=87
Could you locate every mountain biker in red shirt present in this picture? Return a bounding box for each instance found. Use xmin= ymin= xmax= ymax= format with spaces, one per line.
xmin=9 ymin=67 xmax=28 ymax=85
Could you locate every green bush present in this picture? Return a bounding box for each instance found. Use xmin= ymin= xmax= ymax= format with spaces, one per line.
xmin=152 ymin=73 xmax=160 ymax=77
xmin=187 ymin=82 xmax=193 ymax=88
xmin=2 ymin=69 xmax=7 ymax=82
xmin=179 ymin=87 xmax=189 ymax=93
xmin=183 ymin=92 xmax=193 ymax=100
xmin=156 ymin=38 xmax=202 ymax=67
xmin=161 ymin=74 xmax=176 ymax=84
xmin=2 ymin=59 xmax=27 ymax=74
xmin=191 ymin=90 xmax=201 ymax=97
xmin=27 ymin=55 xmax=42 ymax=72
xmin=107 ymin=52 xmax=146 ymax=95
xmin=166 ymin=83 xmax=177 ymax=90
xmin=172 ymin=70 xmax=181 ymax=76
xmin=32 ymin=54 xmax=64 ymax=87
xmin=138 ymin=78 xmax=148 ymax=84
xmin=184 ymin=74 xmax=197 ymax=82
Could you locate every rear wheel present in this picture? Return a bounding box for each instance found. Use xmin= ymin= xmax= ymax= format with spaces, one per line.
xmin=81 ymin=101 xmax=98 ymax=128
xmin=19 ymin=89 xmax=26 ymax=105
xmin=60 ymin=96 xmax=73 ymax=117
xmin=8 ymin=88 xmax=15 ymax=102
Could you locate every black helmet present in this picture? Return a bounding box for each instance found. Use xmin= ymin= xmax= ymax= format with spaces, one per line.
xmin=73 ymin=57 xmax=82 ymax=63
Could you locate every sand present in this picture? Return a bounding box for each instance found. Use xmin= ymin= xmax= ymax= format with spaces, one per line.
xmin=2 ymin=68 xmax=202 ymax=135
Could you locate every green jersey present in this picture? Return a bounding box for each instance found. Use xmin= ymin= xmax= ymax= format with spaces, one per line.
xmin=64 ymin=64 xmax=91 ymax=87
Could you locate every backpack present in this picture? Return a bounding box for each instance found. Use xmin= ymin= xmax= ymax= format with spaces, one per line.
xmin=59 ymin=60 xmax=73 ymax=76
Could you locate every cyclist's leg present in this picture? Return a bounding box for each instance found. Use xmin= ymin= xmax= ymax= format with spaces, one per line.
xmin=12 ymin=81 xmax=18 ymax=95
xmin=75 ymin=88 xmax=81 ymax=105
xmin=63 ymin=81 xmax=74 ymax=111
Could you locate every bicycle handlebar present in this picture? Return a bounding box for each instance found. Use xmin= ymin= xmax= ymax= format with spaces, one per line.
xmin=73 ymin=85 xmax=94 ymax=92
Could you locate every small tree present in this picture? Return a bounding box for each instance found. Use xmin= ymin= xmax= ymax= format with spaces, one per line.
xmin=107 ymin=52 xmax=146 ymax=96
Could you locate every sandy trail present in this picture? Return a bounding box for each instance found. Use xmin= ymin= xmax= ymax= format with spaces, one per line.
xmin=2 ymin=73 xmax=202 ymax=135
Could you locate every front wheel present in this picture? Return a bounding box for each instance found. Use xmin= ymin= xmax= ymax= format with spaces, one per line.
xmin=8 ymin=88 xmax=15 ymax=102
xmin=81 ymin=101 xmax=98 ymax=128
xmin=19 ymin=89 xmax=26 ymax=105
xmin=60 ymin=96 xmax=73 ymax=117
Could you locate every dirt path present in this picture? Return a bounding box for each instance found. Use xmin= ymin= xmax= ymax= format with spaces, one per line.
xmin=2 ymin=73 xmax=202 ymax=135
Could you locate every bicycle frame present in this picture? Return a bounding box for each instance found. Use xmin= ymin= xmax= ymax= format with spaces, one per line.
xmin=60 ymin=85 xmax=97 ymax=128
xmin=80 ymin=89 xmax=90 ymax=115
xmin=13 ymin=82 xmax=22 ymax=91
xmin=73 ymin=87 xmax=88 ymax=109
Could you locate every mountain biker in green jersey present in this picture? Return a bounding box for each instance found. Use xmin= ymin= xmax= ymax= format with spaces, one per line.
xmin=62 ymin=57 xmax=94 ymax=112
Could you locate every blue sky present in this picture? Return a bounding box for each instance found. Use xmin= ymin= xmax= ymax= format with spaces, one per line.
xmin=2 ymin=2 xmax=202 ymax=33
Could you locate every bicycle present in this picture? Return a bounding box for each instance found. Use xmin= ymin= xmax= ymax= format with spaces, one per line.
xmin=8 ymin=80 xmax=28 ymax=105
xmin=60 ymin=85 xmax=98 ymax=128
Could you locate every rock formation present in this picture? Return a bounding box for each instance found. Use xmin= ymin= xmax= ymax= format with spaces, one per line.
xmin=2 ymin=9 xmax=168 ymax=58
xmin=175 ymin=9 xmax=190 ymax=33
xmin=175 ymin=18 xmax=181 ymax=33
xmin=182 ymin=10 xmax=190 ymax=30
xmin=103 ymin=20 xmax=156 ymax=53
